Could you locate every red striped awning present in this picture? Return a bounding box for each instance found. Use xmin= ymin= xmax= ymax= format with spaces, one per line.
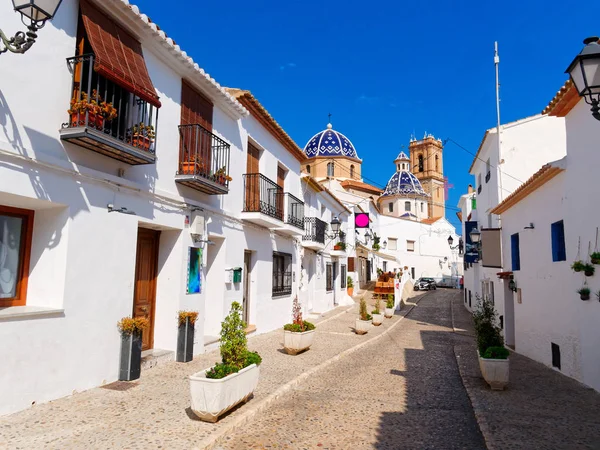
xmin=80 ymin=0 xmax=161 ymax=108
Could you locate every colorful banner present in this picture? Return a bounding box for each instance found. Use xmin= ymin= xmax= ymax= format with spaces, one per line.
xmin=187 ymin=247 xmax=202 ymax=294
xmin=464 ymin=221 xmax=479 ymax=264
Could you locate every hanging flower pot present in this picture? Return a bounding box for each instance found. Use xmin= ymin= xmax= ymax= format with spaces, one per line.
xmin=571 ymin=261 xmax=585 ymax=273
xmin=578 ymin=287 xmax=591 ymax=301
xmin=584 ymin=263 xmax=595 ymax=277
xmin=591 ymin=252 xmax=600 ymax=265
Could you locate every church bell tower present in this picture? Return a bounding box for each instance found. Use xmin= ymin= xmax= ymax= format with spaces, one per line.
xmin=409 ymin=134 xmax=445 ymax=219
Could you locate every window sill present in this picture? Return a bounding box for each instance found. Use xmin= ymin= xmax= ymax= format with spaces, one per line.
xmin=0 ymin=305 xmax=65 ymax=321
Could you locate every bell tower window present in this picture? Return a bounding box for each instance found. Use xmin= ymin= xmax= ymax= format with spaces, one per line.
xmin=306 ymin=164 xmax=310 ymax=174
xmin=405 ymin=201 xmax=411 ymax=212
xmin=435 ymin=154 xmax=439 ymax=172
xmin=327 ymin=162 xmax=334 ymax=177
xmin=418 ymin=154 xmax=424 ymax=172
xmin=350 ymin=165 xmax=355 ymax=178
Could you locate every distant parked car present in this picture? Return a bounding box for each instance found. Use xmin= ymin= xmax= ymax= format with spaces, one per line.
xmin=414 ymin=277 xmax=437 ymax=291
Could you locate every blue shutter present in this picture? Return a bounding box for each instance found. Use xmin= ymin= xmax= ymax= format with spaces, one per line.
xmin=511 ymin=233 xmax=520 ymax=271
xmin=551 ymin=220 xmax=566 ymax=262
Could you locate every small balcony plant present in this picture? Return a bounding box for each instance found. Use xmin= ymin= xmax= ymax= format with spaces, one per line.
xmin=385 ymin=294 xmax=395 ymax=318
xmin=283 ymin=296 xmax=316 ymax=355
xmin=347 ymin=276 xmax=354 ymax=297
xmin=371 ymin=297 xmax=384 ymax=326
xmin=177 ymin=311 xmax=199 ymax=363
xmin=578 ymin=286 xmax=591 ymax=301
xmin=214 ymin=166 xmax=232 ymax=185
xmin=571 ymin=260 xmax=585 ymax=273
xmin=189 ymin=302 xmax=261 ymax=422
xmin=333 ymin=241 xmax=346 ymax=251
xmin=131 ymin=122 xmax=155 ymax=151
xmin=117 ymin=316 xmax=149 ymax=381
xmin=355 ymin=297 xmax=372 ymax=335
xmin=68 ymin=90 xmax=117 ymax=130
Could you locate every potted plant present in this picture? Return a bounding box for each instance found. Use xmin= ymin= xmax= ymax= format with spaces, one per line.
xmin=572 ymin=260 xmax=585 ymax=273
xmin=578 ymin=286 xmax=591 ymax=300
xmin=385 ymin=294 xmax=395 ymax=318
xmin=355 ymin=297 xmax=371 ymax=335
xmin=131 ymin=122 xmax=155 ymax=151
xmin=347 ymin=276 xmax=354 ymax=297
xmin=189 ymin=302 xmax=261 ymax=422
xmin=473 ymin=295 xmax=509 ymax=390
xmin=117 ymin=316 xmax=149 ymax=381
xmin=591 ymin=252 xmax=600 ymax=265
xmin=584 ymin=263 xmax=595 ymax=277
xmin=214 ymin=166 xmax=232 ymax=185
xmin=283 ymin=296 xmax=316 ymax=355
xmin=333 ymin=241 xmax=346 ymax=251
xmin=177 ymin=311 xmax=199 ymax=363
xmin=371 ymin=298 xmax=384 ymax=326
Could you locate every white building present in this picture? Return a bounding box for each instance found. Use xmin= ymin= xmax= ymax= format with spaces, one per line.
xmin=464 ymin=114 xmax=566 ymax=339
xmin=0 ymin=0 xmax=349 ymax=416
xmin=490 ymin=78 xmax=600 ymax=392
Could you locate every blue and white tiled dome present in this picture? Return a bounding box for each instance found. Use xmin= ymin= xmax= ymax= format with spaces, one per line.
xmin=304 ymin=123 xmax=359 ymax=159
xmin=382 ymin=170 xmax=428 ymax=197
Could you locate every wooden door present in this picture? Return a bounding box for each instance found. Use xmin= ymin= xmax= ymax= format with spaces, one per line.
xmin=133 ymin=228 xmax=160 ymax=351
xmin=276 ymin=166 xmax=285 ymax=220
xmin=245 ymin=142 xmax=260 ymax=211
xmin=180 ymin=81 xmax=214 ymax=175
xmin=243 ymin=251 xmax=251 ymax=324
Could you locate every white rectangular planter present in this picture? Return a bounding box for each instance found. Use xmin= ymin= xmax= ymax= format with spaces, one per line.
xmin=372 ymin=313 xmax=384 ymax=326
xmin=189 ymin=363 xmax=260 ymax=422
xmin=384 ymin=307 xmax=394 ymax=318
xmin=478 ymin=354 xmax=509 ymax=390
xmin=283 ymin=329 xmax=315 ymax=355
xmin=355 ymin=319 xmax=371 ymax=335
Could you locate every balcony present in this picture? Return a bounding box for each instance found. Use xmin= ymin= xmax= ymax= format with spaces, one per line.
xmin=273 ymin=193 xmax=305 ymax=236
xmin=302 ymin=217 xmax=327 ymax=251
xmin=330 ymin=231 xmax=347 ymax=257
xmin=59 ymin=54 xmax=158 ymax=165
xmin=241 ymin=173 xmax=284 ymax=228
xmin=175 ymin=124 xmax=231 ymax=195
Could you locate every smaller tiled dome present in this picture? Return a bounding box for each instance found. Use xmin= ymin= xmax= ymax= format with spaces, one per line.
xmin=382 ymin=170 xmax=428 ymax=197
xmin=304 ymin=123 xmax=359 ymax=159
xmin=395 ymin=151 xmax=409 ymax=161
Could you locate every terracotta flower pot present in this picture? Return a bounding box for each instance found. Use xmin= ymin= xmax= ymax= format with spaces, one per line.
xmin=181 ymin=161 xmax=199 ymax=175
xmin=347 ymin=287 xmax=354 ymax=297
xmin=132 ymin=135 xmax=151 ymax=151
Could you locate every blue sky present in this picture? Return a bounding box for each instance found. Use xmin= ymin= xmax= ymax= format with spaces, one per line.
xmin=136 ymin=0 xmax=599 ymax=230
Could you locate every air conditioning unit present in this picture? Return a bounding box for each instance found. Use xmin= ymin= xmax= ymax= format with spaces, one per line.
xmin=190 ymin=212 xmax=205 ymax=243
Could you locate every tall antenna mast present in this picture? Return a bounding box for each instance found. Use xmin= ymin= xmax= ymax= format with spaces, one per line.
xmin=495 ymin=41 xmax=504 ymax=204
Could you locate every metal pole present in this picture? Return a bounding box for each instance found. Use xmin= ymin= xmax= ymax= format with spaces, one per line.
xmin=495 ymin=41 xmax=503 ymax=207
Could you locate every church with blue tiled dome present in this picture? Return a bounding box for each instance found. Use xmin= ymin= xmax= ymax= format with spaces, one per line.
xmin=379 ymin=151 xmax=430 ymax=220
xmin=302 ymin=123 xmax=362 ymax=181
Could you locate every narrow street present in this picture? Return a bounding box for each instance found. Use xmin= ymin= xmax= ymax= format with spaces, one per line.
xmin=217 ymin=289 xmax=485 ymax=449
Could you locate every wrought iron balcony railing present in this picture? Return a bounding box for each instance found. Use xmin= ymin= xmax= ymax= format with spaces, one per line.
xmin=176 ymin=124 xmax=231 ymax=195
xmin=303 ymin=217 xmax=327 ymax=244
xmin=285 ymin=193 xmax=304 ymax=230
xmin=243 ymin=173 xmax=284 ymax=221
xmin=60 ymin=54 xmax=158 ymax=165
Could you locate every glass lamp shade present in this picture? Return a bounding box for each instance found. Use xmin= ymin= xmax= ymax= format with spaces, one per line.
xmin=447 ymin=235 xmax=454 ymax=246
xmin=508 ymin=279 xmax=516 ymax=292
xmin=566 ymin=37 xmax=600 ymax=96
xmin=12 ymin=0 xmax=63 ymax=22
xmin=330 ymin=216 xmax=341 ymax=235
xmin=382 ymin=240 xmax=387 ymax=249
xmin=469 ymin=228 xmax=481 ymax=244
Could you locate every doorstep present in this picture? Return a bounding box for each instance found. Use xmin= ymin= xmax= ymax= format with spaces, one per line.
xmin=141 ymin=349 xmax=174 ymax=371
xmin=204 ymin=335 xmax=220 ymax=353
xmin=245 ymin=324 xmax=257 ymax=335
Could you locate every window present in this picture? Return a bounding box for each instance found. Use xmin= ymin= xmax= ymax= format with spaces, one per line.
xmin=551 ymin=220 xmax=566 ymax=262
xmin=411 ymin=267 xmax=415 ymax=279
xmin=383 ymin=261 xmax=387 ymax=272
xmin=464 ymin=289 xmax=467 ymax=303
xmin=388 ymin=238 xmax=397 ymax=250
xmin=482 ymin=280 xmax=495 ymax=305
xmin=477 ymin=174 xmax=482 ymax=194
xmin=485 ymin=158 xmax=491 ymax=182
xmin=407 ymin=240 xmax=415 ymax=252
xmin=397 ymin=164 xmax=401 ymax=171
xmin=435 ymin=154 xmax=439 ymax=172
xmin=341 ymin=265 xmax=347 ymax=288
xmin=420 ymin=202 xmax=424 ymax=213
xmin=272 ymin=252 xmax=292 ymax=297
xmin=551 ymin=342 xmax=561 ymax=370
xmin=468 ymin=290 xmax=472 ymax=307
xmin=405 ymin=201 xmax=411 ymax=212
xmin=326 ymin=263 xmax=333 ymax=291
xmin=511 ymin=233 xmax=520 ymax=271
xmin=418 ymin=154 xmax=424 ymax=172
xmin=350 ymin=165 xmax=355 ymax=178
xmin=306 ymin=164 xmax=310 ymax=174
xmin=327 ymin=162 xmax=334 ymax=177
xmin=388 ymin=202 xmax=394 ymax=213
xmin=0 ymin=205 xmax=34 ymax=307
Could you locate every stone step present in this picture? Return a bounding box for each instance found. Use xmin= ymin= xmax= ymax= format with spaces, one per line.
xmin=140 ymin=349 xmax=173 ymax=371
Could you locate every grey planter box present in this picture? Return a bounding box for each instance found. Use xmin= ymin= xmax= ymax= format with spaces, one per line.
xmin=119 ymin=331 xmax=142 ymax=381
xmin=177 ymin=318 xmax=195 ymax=363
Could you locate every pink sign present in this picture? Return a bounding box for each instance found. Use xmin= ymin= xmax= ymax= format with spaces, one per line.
xmin=355 ymin=213 xmax=369 ymax=228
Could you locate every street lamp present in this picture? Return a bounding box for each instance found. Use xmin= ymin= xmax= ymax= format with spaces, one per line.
xmin=448 ymin=235 xmax=464 ymax=255
xmin=469 ymin=228 xmax=482 ymax=244
xmin=1 ymin=0 xmax=63 ymax=55
xmin=382 ymin=240 xmax=387 ymax=249
xmin=329 ymin=216 xmax=341 ymax=237
xmin=566 ymin=37 xmax=600 ymax=121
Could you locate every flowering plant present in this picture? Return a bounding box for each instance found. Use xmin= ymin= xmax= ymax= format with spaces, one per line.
xmin=178 ymin=310 xmax=199 ymax=326
xmin=117 ymin=316 xmax=149 ymax=335
xmin=215 ymin=166 xmax=232 ymax=182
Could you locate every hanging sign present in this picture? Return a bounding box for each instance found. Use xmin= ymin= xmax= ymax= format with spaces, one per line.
xmin=355 ymin=213 xmax=370 ymax=229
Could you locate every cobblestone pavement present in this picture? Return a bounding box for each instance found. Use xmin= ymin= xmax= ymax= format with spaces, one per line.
xmin=0 ymin=291 xmax=423 ymax=450
xmin=216 ymin=289 xmax=486 ymax=450
xmin=452 ymin=294 xmax=600 ymax=450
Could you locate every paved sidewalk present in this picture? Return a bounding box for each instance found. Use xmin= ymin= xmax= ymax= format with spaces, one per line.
xmin=452 ymin=295 xmax=600 ymax=450
xmin=0 ymin=291 xmax=424 ymax=450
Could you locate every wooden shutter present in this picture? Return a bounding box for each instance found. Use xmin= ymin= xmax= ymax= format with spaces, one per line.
xmin=181 ymin=81 xmax=213 ymax=130
xmin=276 ymin=166 xmax=285 ymax=220
xmin=245 ymin=142 xmax=260 ymax=211
xmin=79 ymin=0 xmax=160 ymax=107
xmin=348 ymin=257 xmax=355 ymax=272
xmin=180 ymin=81 xmax=214 ymax=174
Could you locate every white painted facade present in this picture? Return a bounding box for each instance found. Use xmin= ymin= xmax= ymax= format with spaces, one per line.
xmin=465 ymin=114 xmax=566 ymax=331
xmin=496 ymin=97 xmax=600 ymax=392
